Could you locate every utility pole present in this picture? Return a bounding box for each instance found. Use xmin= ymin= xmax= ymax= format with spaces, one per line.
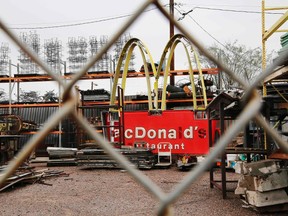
xmin=169 ymin=0 xmax=175 ymax=86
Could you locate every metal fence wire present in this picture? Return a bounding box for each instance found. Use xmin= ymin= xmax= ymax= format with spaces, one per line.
xmin=0 ymin=1 xmax=288 ymax=215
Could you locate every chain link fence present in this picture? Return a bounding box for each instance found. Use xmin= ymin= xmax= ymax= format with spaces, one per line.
xmin=0 ymin=1 xmax=287 ymax=215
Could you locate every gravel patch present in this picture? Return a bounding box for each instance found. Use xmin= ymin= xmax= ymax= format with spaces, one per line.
xmin=0 ymin=164 xmax=284 ymax=216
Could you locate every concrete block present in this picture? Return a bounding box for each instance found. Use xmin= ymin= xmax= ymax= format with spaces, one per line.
xmin=245 ymin=170 xmax=288 ymax=192
xmin=235 ymin=175 xmax=246 ymax=195
xmin=255 ymin=170 xmax=288 ymax=192
xmin=235 ymin=170 xmax=288 ymax=194
xmin=246 ymin=189 xmax=288 ymax=207
xmin=245 ymin=159 xmax=281 ymax=177
xmin=234 ymin=161 xmax=248 ymax=175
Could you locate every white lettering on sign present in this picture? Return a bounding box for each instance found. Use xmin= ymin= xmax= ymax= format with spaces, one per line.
xmin=124 ymin=126 xmax=194 ymax=140
xmin=146 ymin=142 xmax=185 ymax=150
xmin=184 ymin=126 xmax=193 ymax=139
xmin=135 ymin=127 xmax=145 ymax=138
xmin=125 ymin=129 xmax=133 ymax=139
xmin=168 ymin=129 xmax=176 ymax=139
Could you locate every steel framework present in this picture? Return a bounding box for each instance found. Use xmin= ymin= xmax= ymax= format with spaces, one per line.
xmin=18 ymin=31 xmax=40 ymax=75
xmin=43 ymin=38 xmax=63 ymax=74
xmin=0 ymin=43 xmax=10 ymax=76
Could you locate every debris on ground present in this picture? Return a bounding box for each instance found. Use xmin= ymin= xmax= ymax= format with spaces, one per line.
xmin=235 ymin=159 xmax=288 ymax=213
xmin=46 ymin=147 xmax=77 ymax=166
xmin=0 ymin=164 xmax=68 ymax=192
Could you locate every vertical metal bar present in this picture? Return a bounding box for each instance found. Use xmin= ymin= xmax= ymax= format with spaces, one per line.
xmin=262 ymin=0 xmax=268 ymax=154
xmin=244 ymin=123 xmax=249 ymax=148
xmin=8 ymin=60 xmax=12 ymax=115
xmin=118 ymin=86 xmax=125 ymax=145
xmin=264 ymin=100 xmax=271 ymax=155
xmin=208 ymin=108 xmax=214 ymax=188
xmin=17 ymin=63 xmax=20 ymax=103
xmin=219 ymin=102 xmax=226 ymax=199
xmin=169 ymin=0 xmax=175 ymax=86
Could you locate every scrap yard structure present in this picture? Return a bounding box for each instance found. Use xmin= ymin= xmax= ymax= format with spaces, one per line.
xmin=0 ymin=0 xmax=288 ymax=214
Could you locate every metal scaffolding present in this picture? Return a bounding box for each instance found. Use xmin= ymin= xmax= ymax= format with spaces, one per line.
xmin=18 ymin=31 xmax=40 ymax=75
xmin=67 ymin=37 xmax=88 ymax=73
xmin=88 ymin=36 xmax=100 ymax=72
xmin=113 ymin=33 xmax=135 ymax=72
xmin=98 ymin=35 xmax=109 ymax=72
xmin=43 ymin=38 xmax=63 ymax=75
xmin=0 ymin=43 xmax=10 ymax=76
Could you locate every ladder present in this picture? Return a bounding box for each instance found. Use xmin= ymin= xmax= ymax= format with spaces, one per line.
xmin=155 ymin=144 xmax=172 ymax=167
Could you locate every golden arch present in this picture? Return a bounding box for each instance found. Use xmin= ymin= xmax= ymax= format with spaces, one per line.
xmin=155 ymin=34 xmax=207 ymax=111
xmin=110 ymin=38 xmax=156 ymax=110
xmin=110 ymin=34 xmax=208 ymax=111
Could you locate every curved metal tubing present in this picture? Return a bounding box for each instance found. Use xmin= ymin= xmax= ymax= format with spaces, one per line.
xmin=157 ymin=34 xmax=206 ymax=110
xmin=110 ymin=38 xmax=156 ymax=110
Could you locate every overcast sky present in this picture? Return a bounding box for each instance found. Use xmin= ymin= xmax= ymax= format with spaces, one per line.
xmin=0 ymin=0 xmax=287 ymax=96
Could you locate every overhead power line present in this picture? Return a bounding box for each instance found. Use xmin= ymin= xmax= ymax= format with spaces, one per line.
xmin=9 ymin=4 xmax=282 ymax=30
xmin=8 ymin=6 xmax=167 ymax=30
xmin=174 ymin=6 xmax=226 ymax=48
xmin=10 ymin=14 xmax=133 ymax=30
xmin=177 ymin=6 xmax=284 ymax=21
xmin=174 ymin=4 xmax=264 ymax=68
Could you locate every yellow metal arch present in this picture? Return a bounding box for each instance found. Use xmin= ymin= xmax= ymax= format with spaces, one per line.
xmin=110 ymin=38 xmax=156 ymax=110
xmin=155 ymin=34 xmax=207 ymax=111
xmin=111 ymin=34 xmax=208 ymax=111
xmin=192 ymin=44 xmax=208 ymax=109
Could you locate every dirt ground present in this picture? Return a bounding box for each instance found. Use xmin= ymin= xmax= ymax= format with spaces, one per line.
xmin=0 ymin=163 xmax=286 ymax=216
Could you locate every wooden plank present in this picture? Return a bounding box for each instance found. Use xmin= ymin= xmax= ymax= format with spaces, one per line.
xmin=269 ymin=152 xmax=288 ymax=160
xmin=264 ymin=65 xmax=288 ymax=83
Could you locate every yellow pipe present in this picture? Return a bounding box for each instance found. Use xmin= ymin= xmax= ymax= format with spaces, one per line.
xmin=110 ymin=38 xmax=156 ymax=111
xmin=121 ymin=43 xmax=137 ymax=92
xmin=263 ymin=10 xmax=288 ymax=41
xmin=265 ymin=6 xmax=288 ymax=11
xmin=160 ymin=39 xmax=181 ymax=110
xmin=158 ymin=34 xmax=207 ymax=111
xmin=110 ymin=38 xmax=139 ymax=105
xmin=192 ymin=45 xmax=208 ymax=109
xmin=111 ymin=34 xmax=208 ymax=112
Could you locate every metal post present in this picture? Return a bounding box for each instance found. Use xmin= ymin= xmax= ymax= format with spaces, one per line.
xmin=169 ymin=0 xmax=175 ymax=86
xmin=16 ymin=63 xmax=20 ymax=103
xmin=208 ymin=108 xmax=214 ymax=188
xmin=58 ymin=61 xmax=66 ymax=147
xmin=110 ymin=55 xmax=115 ymax=94
xmin=8 ymin=60 xmax=12 ymax=115
xmin=219 ymin=102 xmax=226 ymax=199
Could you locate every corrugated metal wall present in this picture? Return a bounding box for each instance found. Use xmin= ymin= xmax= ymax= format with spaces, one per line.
xmin=0 ymin=97 xmax=150 ymax=155
xmin=0 ymin=104 xmax=76 ymax=156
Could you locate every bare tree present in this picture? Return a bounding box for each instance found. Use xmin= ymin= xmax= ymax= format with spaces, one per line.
xmin=42 ymin=90 xmax=58 ymax=102
xmin=0 ymin=88 xmax=7 ymax=101
xmin=19 ymin=90 xmax=42 ymax=103
xmin=200 ymin=41 xmax=273 ymax=90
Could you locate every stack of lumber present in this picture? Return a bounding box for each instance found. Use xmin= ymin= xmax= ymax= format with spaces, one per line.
xmin=235 ymin=159 xmax=288 ymax=213
xmin=77 ymin=147 xmax=156 ymax=169
xmin=46 ymin=147 xmax=77 ymax=166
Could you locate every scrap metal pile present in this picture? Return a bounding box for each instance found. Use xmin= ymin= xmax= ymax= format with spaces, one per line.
xmin=0 ymin=114 xmax=38 ymax=166
xmin=0 ymin=165 xmax=68 ymax=192
xmin=46 ymin=146 xmax=156 ymax=169
xmin=76 ymin=147 xmax=156 ymax=169
xmin=0 ymin=114 xmax=37 ymax=135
